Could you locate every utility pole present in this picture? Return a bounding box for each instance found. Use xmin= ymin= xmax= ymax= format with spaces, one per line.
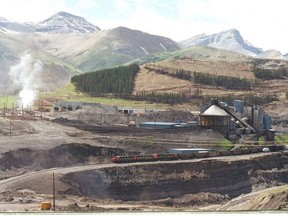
xmin=52 ymin=173 xmax=56 ymax=211
xmin=154 ymin=111 xmax=157 ymax=130
xmin=3 ymin=102 xmax=6 ymax=119
xmin=22 ymin=103 xmax=24 ymax=119
xmin=9 ymin=118 xmax=12 ymax=138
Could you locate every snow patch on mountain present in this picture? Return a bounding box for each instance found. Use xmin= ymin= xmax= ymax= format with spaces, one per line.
xmin=180 ymin=29 xmax=263 ymax=56
xmin=140 ymin=46 xmax=149 ymax=55
xmin=160 ymin=43 xmax=167 ymax=51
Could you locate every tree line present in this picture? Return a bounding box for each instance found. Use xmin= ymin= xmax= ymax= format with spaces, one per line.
xmin=131 ymin=91 xmax=191 ymax=104
xmin=210 ymin=94 xmax=278 ymax=106
xmin=145 ymin=65 xmax=253 ymax=90
xmin=144 ymin=65 xmax=192 ymax=81
xmin=193 ymin=72 xmax=252 ymax=90
xmin=128 ymin=91 xmax=277 ymax=106
xmin=253 ymin=66 xmax=288 ymax=80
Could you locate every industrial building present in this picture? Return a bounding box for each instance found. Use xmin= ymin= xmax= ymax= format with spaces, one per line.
xmin=53 ymin=101 xmax=100 ymax=111
xmin=199 ymin=104 xmax=231 ymax=137
xmin=199 ymin=99 xmax=273 ymax=142
xmin=117 ymin=107 xmax=145 ymax=115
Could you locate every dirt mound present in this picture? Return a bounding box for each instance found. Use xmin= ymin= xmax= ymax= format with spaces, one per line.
xmin=0 ymin=189 xmax=44 ymax=203
xmin=149 ymin=192 xmax=230 ymax=207
xmin=0 ymin=118 xmax=38 ymax=136
xmin=49 ymin=106 xmax=129 ymax=126
xmin=50 ymin=117 xmax=85 ymax=126
xmin=57 ymin=202 xmax=107 ymax=212
xmin=0 ymin=143 xmax=124 ymax=178
xmin=144 ymin=110 xmax=195 ymax=122
xmin=220 ymin=185 xmax=288 ymax=211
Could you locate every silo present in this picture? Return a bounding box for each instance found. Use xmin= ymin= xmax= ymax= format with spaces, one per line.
xmin=233 ymin=100 xmax=244 ymax=114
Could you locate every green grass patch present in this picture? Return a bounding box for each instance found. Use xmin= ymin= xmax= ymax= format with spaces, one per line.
xmin=0 ymin=96 xmax=18 ymax=108
xmin=42 ymin=83 xmax=81 ymax=99
xmin=218 ymin=139 xmax=233 ymax=150
xmin=275 ymin=134 xmax=288 ymax=145
xmin=42 ymin=83 xmax=169 ymax=109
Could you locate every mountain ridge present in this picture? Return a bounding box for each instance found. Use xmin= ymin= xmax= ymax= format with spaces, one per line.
xmin=0 ymin=11 xmax=287 ymax=59
xmin=0 ymin=11 xmax=101 ymax=34
xmin=179 ymin=29 xmax=263 ymax=56
xmin=0 ymin=11 xmax=287 ymax=95
xmin=34 ymin=26 xmax=181 ymax=72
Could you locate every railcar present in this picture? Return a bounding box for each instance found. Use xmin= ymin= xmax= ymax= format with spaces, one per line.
xmin=112 ymin=145 xmax=285 ymax=163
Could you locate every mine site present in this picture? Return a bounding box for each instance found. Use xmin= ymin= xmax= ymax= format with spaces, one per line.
xmin=1 ymin=6 xmax=288 ymax=214
xmin=0 ymin=95 xmax=288 ymax=213
xmin=1 ymin=55 xmax=288 ymax=213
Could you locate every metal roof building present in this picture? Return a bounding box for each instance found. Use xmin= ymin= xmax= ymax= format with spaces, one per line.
xmin=200 ymin=105 xmax=230 ymax=117
xmin=199 ymin=104 xmax=232 ymax=137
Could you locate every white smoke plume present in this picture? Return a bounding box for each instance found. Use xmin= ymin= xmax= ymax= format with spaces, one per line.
xmin=9 ymin=51 xmax=43 ymax=108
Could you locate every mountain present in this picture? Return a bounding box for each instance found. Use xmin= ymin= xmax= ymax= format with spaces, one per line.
xmin=0 ymin=12 xmax=181 ymax=92
xmin=34 ymin=11 xmax=101 ymax=33
xmin=35 ymin=26 xmax=181 ymax=71
xmin=180 ymin=29 xmax=263 ymax=56
xmin=257 ymin=49 xmax=286 ymax=60
xmin=0 ymin=11 xmax=100 ymax=34
xmin=285 ymin=53 xmax=288 ymax=59
xmin=129 ymin=45 xmax=250 ymax=65
xmin=0 ymin=17 xmax=34 ymax=33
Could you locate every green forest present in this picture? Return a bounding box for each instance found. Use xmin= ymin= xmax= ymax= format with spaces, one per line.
xmin=253 ymin=66 xmax=288 ymax=80
xmin=71 ymin=63 xmax=140 ymax=96
xmin=193 ymin=72 xmax=252 ymax=90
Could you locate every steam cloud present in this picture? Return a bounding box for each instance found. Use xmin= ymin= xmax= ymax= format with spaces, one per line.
xmin=9 ymin=51 xmax=43 ymax=108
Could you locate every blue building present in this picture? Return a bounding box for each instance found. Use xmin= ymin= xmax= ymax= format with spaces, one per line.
xmin=138 ymin=122 xmax=196 ymax=129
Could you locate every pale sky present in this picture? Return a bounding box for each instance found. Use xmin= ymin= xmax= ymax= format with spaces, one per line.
xmin=0 ymin=0 xmax=287 ymax=53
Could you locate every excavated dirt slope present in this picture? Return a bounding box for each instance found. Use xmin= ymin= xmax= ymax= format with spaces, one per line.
xmin=0 ymin=150 xmax=287 ymax=212
xmin=58 ymin=152 xmax=288 ymax=201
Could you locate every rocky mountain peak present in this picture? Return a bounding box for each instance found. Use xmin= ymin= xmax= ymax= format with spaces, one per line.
xmin=180 ymin=29 xmax=263 ymax=56
xmin=36 ymin=11 xmax=101 ymax=33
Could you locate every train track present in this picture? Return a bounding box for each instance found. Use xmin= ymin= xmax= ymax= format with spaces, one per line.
xmin=112 ymin=145 xmax=286 ymax=163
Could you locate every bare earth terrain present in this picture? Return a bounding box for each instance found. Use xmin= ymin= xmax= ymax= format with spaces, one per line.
xmin=0 ymin=104 xmax=287 ymax=213
xmin=0 ymin=55 xmax=288 ymax=212
xmin=134 ymin=57 xmax=288 ymax=101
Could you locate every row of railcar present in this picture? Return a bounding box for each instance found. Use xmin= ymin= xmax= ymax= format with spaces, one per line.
xmin=112 ymin=153 xmax=179 ymax=163
xmin=112 ymin=145 xmax=285 ymax=163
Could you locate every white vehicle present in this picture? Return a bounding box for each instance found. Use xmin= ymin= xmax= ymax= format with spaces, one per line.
xmin=262 ymin=147 xmax=270 ymax=152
